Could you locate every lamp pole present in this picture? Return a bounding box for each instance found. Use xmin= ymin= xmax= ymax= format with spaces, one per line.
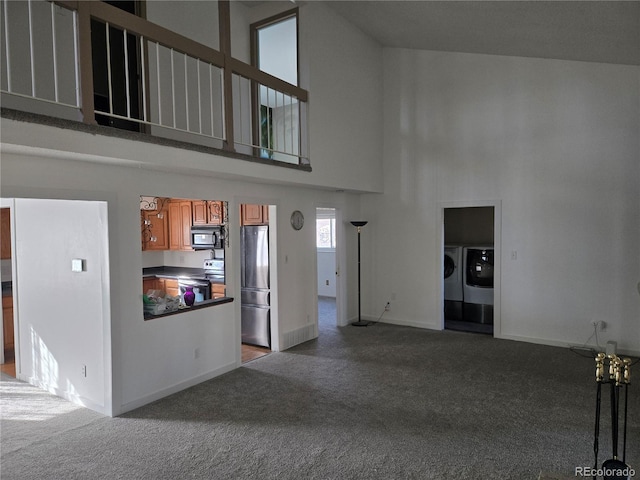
xmin=351 ymin=221 xmax=368 ymax=326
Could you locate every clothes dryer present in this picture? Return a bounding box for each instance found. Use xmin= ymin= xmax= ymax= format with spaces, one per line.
xmin=444 ymin=245 xmax=463 ymax=321
xmin=462 ymin=246 xmax=494 ymax=324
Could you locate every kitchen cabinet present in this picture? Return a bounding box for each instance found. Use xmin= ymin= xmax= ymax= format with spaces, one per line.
xmin=1 ymin=208 xmax=11 ymax=260
xmin=141 ymin=208 xmax=169 ymax=251
xmin=168 ymin=200 xmax=192 ymax=251
xmin=211 ymin=283 xmax=226 ymax=299
xmin=193 ymin=201 xmax=223 ymax=225
xmin=143 ymin=277 xmax=179 ymax=298
xmin=240 ymin=204 xmax=269 ymax=226
xmin=2 ymin=295 xmax=13 ymax=351
xmin=164 ymin=278 xmax=180 ymax=297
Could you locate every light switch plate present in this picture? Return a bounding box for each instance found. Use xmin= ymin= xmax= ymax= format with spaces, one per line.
xmin=71 ymin=258 xmax=85 ymax=272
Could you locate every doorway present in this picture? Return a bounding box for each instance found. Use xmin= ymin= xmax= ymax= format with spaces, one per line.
xmin=442 ymin=205 xmax=497 ymax=335
xmin=239 ymin=203 xmax=273 ymax=363
xmin=316 ymin=208 xmax=337 ymax=330
xmin=1 ymin=204 xmax=15 ymax=377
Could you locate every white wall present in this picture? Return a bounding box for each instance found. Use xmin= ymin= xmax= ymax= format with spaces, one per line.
xmin=362 ymin=48 xmax=640 ymax=355
xmin=0 ymin=144 xmax=361 ymax=415
xmin=12 ymin=198 xmax=111 ymax=414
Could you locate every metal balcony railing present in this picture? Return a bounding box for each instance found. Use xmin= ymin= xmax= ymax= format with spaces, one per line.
xmin=0 ymin=0 xmax=309 ymax=167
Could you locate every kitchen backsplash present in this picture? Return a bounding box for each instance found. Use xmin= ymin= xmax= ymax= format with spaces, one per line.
xmin=142 ymin=249 xmax=212 ymax=269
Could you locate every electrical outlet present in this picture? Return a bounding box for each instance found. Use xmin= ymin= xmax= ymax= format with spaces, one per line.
xmin=592 ymin=320 xmax=607 ymax=332
xmin=81 ymin=365 xmax=87 ymax=377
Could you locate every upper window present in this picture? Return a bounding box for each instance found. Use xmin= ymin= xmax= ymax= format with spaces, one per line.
xmin=253 ymin=11 xmax=298 ymax=86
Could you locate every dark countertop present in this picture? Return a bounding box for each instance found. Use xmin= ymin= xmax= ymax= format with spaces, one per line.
xmin=143 ymin=266 xmax=224 ymax=284
xmin=143 ymin=296 xmax=234 ymax=320
xmin=2 ymin=281 xmax=11 ymax=297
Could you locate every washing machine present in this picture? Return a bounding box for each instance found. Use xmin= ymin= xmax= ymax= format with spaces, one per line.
xmin=444 ymin=245 xmax=463 ymax=321
xmin=462 ymin=246 xmax=494 ymax=324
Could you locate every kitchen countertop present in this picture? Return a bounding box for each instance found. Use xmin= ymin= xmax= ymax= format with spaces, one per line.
xmin=143 ymin=266 xmax=224 ymax=284
xmin=143 ymin=296 xmax=233 ymax=320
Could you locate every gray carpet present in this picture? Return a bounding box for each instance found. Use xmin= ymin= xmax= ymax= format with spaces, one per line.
xmin=1 ymin=313 xmax=638 ymax=479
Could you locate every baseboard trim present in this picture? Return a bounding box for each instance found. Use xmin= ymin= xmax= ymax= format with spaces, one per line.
xmin=281 ymin=323 xmax=318 ymax=350
xmin=361 ymin=315 xmax=440 ymax=331
xmin=118 ymin=360 xmax=237 ymax=416
xmin=21 ymin=375 xmax=107 ymax=415
xmin=497 ymin=333 xmax=640 ymax=358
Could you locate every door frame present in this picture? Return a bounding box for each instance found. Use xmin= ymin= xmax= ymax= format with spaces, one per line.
xmin=438 ymin=200 xmax=502 ymax=338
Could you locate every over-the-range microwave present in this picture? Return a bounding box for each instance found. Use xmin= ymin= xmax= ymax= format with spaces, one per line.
xmin=190 ymin=226 xmax=224 ymax=250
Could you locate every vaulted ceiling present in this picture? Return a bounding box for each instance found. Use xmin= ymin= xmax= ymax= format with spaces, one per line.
xmin=324 ymin=1 xmax=640 ymax=66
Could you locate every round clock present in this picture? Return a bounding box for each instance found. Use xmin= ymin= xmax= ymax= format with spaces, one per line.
xmin=290 ymin=210 xmax=304 ymax=230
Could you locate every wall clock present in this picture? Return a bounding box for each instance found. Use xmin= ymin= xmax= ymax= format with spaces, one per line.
xmin=290 ymin=210 xmax=304 ymax=230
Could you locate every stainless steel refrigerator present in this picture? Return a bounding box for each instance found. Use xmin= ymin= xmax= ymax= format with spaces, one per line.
xmin=240 ymin=225 xmax=270 ymax=348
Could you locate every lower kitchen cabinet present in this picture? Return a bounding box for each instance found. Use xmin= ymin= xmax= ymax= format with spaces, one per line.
xmin=164 ymin=279 xmax=180 ymax=298
xmin=211 ymin=283 xmax=226 ymax=299
xmin=143 ymin=277 xmax=180 ymax=298
xmin=2 ymin=295 xmax=13 ymax=351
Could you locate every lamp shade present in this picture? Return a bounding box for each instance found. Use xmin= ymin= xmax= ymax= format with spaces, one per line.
xmin=350 ymin=221 xmax=368 ymax=227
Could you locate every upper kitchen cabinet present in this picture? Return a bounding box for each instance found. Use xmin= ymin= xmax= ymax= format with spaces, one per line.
xmin=141 ymin=207 xmax=169 ymax=251
xmin=168 ymin=200 xmax=193 ymax=251
xmin=0 ymin=208 xmax=11 ymax=259
xmin=193 ymin=201 xmax=224 ymax=225
xmin=240 ymin=204 xmax=269 ymax=226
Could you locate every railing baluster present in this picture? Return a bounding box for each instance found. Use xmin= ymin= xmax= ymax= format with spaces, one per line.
xmin=219 ymin=67 xmax=225 ymax=141
xmin=105 ymin=22 xmax=113 ymax=115
xmin=184 ymin=53 xmax=189 ymax=132
xmin=50 ymin=1 xmax=59 ymax=103
xmin=123 ymin=29 xmax=131 ymax=118
xmin=72 ymin=8 xmax=80 ymax=107
xmin=170 ymin=48 xmax=176 ymax=128
xmin=4 ymin=0 xmax=12 ymax=93
xmin=28 ymin=0 xmax=36 ymax=97
xmin=155 ymin=41 xmax=161 ymax=125
xmin=140 ymin=35 xmax=147 ymax=122
xmin=197 ymin=60 xmax=202 ymax=134
xmin=209 ymin=63 xmax=214 ymax=137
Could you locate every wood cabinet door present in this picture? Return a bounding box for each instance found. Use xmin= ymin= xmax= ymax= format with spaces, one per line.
xmin=192 ymin=201 xmax=208 ymax=225
xmin=1 ymin=208 xmax=11 ymax=260
xmin=168 ymin=202 xmax=182 ymax=250
xmin=169 ymin=201 xmax=193 ymax=251
xmin=143 ymin=209 xmax=169 ymax=250
xmin=164 ymin=279 xmax=180 ymax=297
xmin=179 ymin=202 xmax=192 ymax=250
xmin=211 ymin=283 xmax=226 ymax=299
xmin=207 ymin=201 xmax=223 ymax=225
xmin=241 ymin=204 xmax=264 ymax=225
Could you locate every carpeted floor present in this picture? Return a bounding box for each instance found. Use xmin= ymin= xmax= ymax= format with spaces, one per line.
xmin=1 ymin=311 xmax=638 ymax=479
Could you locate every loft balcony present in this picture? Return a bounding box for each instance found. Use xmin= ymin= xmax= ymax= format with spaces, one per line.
xmin=0 ymin=0 xmax=310 ymax=170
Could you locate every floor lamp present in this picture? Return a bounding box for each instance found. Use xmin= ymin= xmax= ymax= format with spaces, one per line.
xmin=350 ymin=221 xmax=369 ymax=326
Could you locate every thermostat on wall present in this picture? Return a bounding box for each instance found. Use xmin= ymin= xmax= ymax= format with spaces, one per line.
xmin=71 ymin=258 xmax=85 ymax=272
